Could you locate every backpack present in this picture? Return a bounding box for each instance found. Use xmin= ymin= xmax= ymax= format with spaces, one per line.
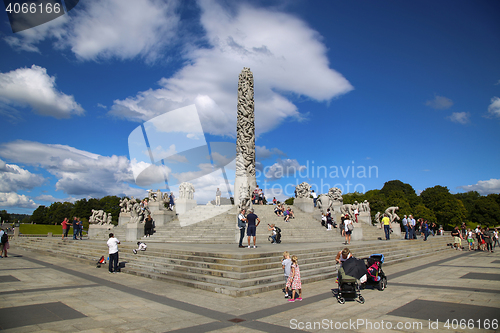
xmin=1 ymin=233 xmax=8 ymax=243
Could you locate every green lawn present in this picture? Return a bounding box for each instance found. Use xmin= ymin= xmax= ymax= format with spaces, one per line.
xmin=19 ymin=224 xmax=86 ymax=235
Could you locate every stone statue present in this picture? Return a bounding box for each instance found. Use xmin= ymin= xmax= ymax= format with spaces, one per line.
xmin=317 ymin=187 xmax=344 ymax=213
xmin=179 ymin=182 xmax=195 ymax=199
xmin=107 ymin=214 xmax=112 ymax=224
xmin=188 ymin=184 xmax=194 ymax=199
xmin=147 ymin=189 xmax=163 ymax=202
xmin=374 ymin=212 xmax=382 ymax=224
xmin=385 ymin=206 xmax=400 ymax=223
xmin=147 ymin=189 xmax=155 ymax=202
xmin=234 ymin=67 xmax=257 ymax=207
xmin=295 ymin=182 xmax=311 ymax=199
xmin=126 ymin=196 xmax=135 ymax=212
xmin=119 ymin=197 xmax=130 ymax=213
xmin=89 ymin=209 xmax=112 ymax=225
xmin=238 ymin=181 xmax=251 ymax=212
xmin=361 ymin=200 xmax=370 ymax=212
xmin=329 ymin=187 xmax=343 ymax=203
xmin=129 ymin=201 xmax=148 ymax=223
xmin=130 ymin=202 xmax=140 ymax=223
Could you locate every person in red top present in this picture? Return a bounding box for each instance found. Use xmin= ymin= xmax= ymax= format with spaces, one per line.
xmin=61 ymin=218 xmax=69 ymax=240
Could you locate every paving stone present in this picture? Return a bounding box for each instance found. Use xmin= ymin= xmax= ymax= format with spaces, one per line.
xmin=1 ymin=241 xmax=498 ymax=332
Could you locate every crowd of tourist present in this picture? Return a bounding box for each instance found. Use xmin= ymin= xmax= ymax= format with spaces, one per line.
xmin=452 ymin=224 xmax=498 ymax=252
xmin=401 ymin=215 xmax=439 ymax=241
xmin=274 ymin=204 xmax=295 ymax=222
xmin=252 ymin=185 xmax=265 ymax=205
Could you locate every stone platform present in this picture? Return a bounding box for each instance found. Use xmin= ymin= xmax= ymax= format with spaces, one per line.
xmin=13 ymin=235 xmax=451 ymax=297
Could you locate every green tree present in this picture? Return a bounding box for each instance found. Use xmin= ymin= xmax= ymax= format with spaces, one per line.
xmin=469 ymin=196 xmax=500 ymax=227
xmin=0 ymin=210 xmax=10 ymax=223
xmin=413 ymin=204 xmax=436 ymax=222
xmin=285 ymin=197 xmax=294 ymax=205
xmin=99 ymin=196 xmax=121 ymax=223
xmin=420 ymin=186 xmax=467 ymax=229
xmin=420 ymin=185 xmax=450 ymax=211
xmin=31 ymin=206 xmax=47 ymax=224
xmin=454 ymin=191 xmax=481 ymax=220
xmin=72 ymin=198 xmax=90 ymax=219
xmin=380 ymin=180 xmax=420 ymax=209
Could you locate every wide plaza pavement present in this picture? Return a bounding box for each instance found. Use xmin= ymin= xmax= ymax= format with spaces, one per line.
xmin=0 ymin=244 xmax=499 ymax=332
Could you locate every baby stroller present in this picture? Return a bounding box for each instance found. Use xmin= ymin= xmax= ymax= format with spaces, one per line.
xmin=334 ymin=257 xmax=367 ymax=304
xmin=268 ymin=226 xmax=282 ymax=244
xmin=362 ymin=254 xmax=387 ymax=291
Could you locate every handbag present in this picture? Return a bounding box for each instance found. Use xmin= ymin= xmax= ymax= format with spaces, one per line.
xmin=347 ymin=223 xmax=353 ymax=231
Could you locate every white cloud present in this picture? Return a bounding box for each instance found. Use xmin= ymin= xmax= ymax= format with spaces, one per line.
xmin=0 ymin=192 xmax=38 ymax=209
xmin=34 ymin=194 xmax=76 ymax=203
xmin=0 ymin=158 xmax=45 ymax=192
xmin=448 ymin=112 xmax=470 ymax=124
xmin=256 ymin=146 xmax=285 ymax=161
xmin=65 ymin=0 xmax=180 ymax=62
xmin=458 ymin=179 xmax=500 ymax=195
xmin=425 ymin=95 xmax=454 ymax=110
xmin=3 ymin=0 xmax=180 ymax=62
xmin=487 ymin=97 xmax=500 ymax=118
xmin=0 ymin=65 xmax=84 ymax=118
xmin=264 ymin=159 xmax=306 ymax=180
xmin=108 ymin=0 xmax=353 ymax=137
xmin=0 ymin=140 xmax=145 ymax=199
xmin=262 ymin=186 xmax=288 ymax=203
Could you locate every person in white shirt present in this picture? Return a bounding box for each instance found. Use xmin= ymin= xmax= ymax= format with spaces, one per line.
xmin=107 ymin=233 xmax=120 ymax=273
xmin=133 ymin=242 xmax=147 ymax=254
xmin=215 ymin=188 xmax=222 ymax=206
xmin=344 ymin=216 xmax=353 ymax=245
xmin=311 ymin=190 xmax=318 ymax=207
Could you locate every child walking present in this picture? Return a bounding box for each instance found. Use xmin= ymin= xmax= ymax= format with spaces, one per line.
xmin=466 ymin=229 xmax=474 ymax=251
xmin=286 ymin=255 xmax=302 ymax=302
xmin=282 ymin=251 xmax=292 ymax=298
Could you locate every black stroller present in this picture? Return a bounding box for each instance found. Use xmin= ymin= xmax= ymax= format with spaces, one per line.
xmin=361 ymin=254 xmax=387 ymax=291
xmin=268 ymin=226 xmax=282 ymax=244
xmin=334 ymin=257 xmax=367 ymax=304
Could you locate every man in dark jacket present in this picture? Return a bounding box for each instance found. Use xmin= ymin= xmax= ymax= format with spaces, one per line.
xmin=72 ymin=217 xmax=78 ymax=240
xmin=484 ymin=227 xmax=493 ymax=253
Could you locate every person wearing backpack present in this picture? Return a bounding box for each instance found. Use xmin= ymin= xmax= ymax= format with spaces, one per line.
xmin=0 ymin=228 xmax=9 ymax=258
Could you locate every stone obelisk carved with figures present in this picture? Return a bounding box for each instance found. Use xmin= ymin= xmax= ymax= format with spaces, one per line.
xmin=234 ymin=67 xmax=256 ymax=211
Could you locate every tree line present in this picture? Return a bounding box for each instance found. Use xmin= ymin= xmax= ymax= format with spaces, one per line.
xmin=29 ymin=196 xmax=121 ymax=227
xmin=2 ymin=180 xmax=499 ymax=231
xmin=342 ymin=180 xmax=500 ymax=230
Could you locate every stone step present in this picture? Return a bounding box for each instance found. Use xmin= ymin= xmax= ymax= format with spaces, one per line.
xmin=12 ymin=236 xmax=451 ymax=297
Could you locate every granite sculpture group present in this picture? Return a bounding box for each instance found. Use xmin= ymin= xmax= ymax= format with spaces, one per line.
xmin=89 ymin=209 xmax=112 ymax=225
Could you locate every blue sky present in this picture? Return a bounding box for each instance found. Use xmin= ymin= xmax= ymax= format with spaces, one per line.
xmin=0 ymin=0 xmax=499 ymax=214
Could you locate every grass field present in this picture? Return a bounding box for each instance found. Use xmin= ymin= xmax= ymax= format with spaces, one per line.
xmin=19 ymin=224 xmax=86 ymax=235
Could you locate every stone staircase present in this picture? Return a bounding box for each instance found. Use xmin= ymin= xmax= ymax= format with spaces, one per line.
xmin=121 ymin=204 xmax=348 ymax=244
xmin=12 ymin=235 xmax=451 ymax=297
xmin=178 ymin=205 xmax=234 ymax=227
xmin=89 ymin=205 xmax=401 ymax=244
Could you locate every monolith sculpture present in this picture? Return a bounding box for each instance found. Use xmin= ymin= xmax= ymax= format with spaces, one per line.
xmin=234 ymin=68 xmax=256 ymax=209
